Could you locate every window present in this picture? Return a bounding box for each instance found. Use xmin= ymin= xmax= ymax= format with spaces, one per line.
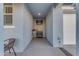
xmin=4 ymin=3 xmax=13 ymax=26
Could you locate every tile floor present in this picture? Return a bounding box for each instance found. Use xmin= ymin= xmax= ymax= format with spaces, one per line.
xmin=5 ymin=38 xmax=75 ymax=56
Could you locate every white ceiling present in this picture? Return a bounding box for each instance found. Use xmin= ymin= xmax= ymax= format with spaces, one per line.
xmin=27 ymin=3 xmax=53 ymax=19
xmin=26 ymin=3 xmax=74 ymax=19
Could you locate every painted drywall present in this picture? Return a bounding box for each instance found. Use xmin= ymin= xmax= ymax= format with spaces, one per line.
xmin=46 ymin=5 xmax=64 ymax=47
xmin=46 ymin=7 xmax=53 ymax=45
xmin=76 ymin=4 xmax=79 ymax=56
xmin=4 ymin=4 xmax=33 ymax=52
xmin=4 ymin=4 xmax=24 ymax=52
xmin=0 ymin=4 xmax=4 ymax=56
xmin=53 ymin=6 xmax=63 ymax=47
xmin=63 ymin=14 xmax=76 ymax=45
xmin=46 ymin=5 xmax=63 ymax=47
xmin=23 ymin=4 xmax=33 ymax=51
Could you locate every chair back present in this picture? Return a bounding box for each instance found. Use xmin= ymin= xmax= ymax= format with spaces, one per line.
xmin=4 ymin=38 xmax=16 ymax=52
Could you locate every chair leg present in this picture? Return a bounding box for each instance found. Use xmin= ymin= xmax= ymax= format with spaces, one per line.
xmin=12 ymin=47 xmax=16 ymax=56
xmin=9 ymin=49 xmax=11 ymax=53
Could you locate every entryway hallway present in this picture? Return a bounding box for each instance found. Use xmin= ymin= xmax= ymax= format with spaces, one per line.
xmin=1 ymin=3 xmax=76 ymax=56
xmin=5 ymin=38 xmax=65 ymax=56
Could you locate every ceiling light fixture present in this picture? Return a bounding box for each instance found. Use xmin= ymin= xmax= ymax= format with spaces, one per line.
xmin=38 ymin=13 xmax=41 ymax=15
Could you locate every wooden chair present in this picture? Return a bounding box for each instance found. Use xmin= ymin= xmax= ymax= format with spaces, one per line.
xmin=4 ymin=38 xmax=16 ymax=56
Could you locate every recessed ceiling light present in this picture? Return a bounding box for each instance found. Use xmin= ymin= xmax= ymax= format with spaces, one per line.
xmin=38 ymin=13 xmax=41 ymax=15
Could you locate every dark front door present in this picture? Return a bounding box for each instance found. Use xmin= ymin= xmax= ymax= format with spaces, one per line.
xmin=36 ymin=20 xmax=43 ymax=38
xmin=36 ymin=31 xmax=43 ymax=38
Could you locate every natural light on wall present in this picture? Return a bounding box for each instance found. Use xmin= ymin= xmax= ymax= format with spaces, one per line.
xmin=61 ymin=6 xmax=74 ymax=10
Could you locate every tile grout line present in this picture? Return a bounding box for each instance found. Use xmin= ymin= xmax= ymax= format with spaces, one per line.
xmin=59 ymin=48 xmax=73 ymax=56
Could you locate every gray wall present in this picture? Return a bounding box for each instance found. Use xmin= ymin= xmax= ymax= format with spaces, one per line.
xmin=53 ymin=6 xmax=63 ymax=47
xmin=23 ymin=4 xmax=33 ymax=50
xmin=46 ymin=7 xmax=53 ymax=45
xmin=0 ymin=4 xmax=4 ymax=55
xmin=46 ymin=5 xmax=63 ymax=47
xmin=4 ymin=4 xmax=33 ymax=52
xmin=76 ymin=4 xmax=79 ymax=56
xmin=5 ymin=4 xmax=24 ymax=52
